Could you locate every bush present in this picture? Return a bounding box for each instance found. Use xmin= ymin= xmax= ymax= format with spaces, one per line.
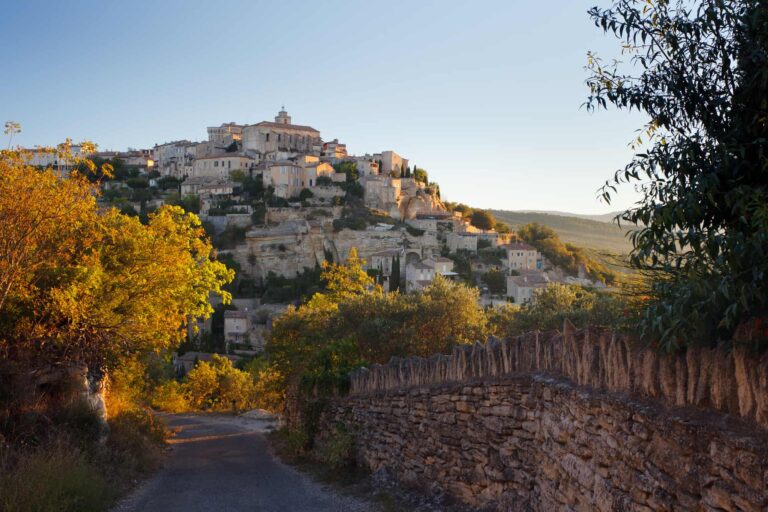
xmin=150 ymin=381 xmax=190 ymax=413
xmin=0 ymin=440 xmax=115 ymax=512
xmin=184 ymin=355 xmax=256 ymax=411
xmin=405 ymin=225 xmax=425 ymax=237
xmin=106 ymin=409 xmax=168 ymax=474
xmin=313 ymin=426 xmax=356 ymax=470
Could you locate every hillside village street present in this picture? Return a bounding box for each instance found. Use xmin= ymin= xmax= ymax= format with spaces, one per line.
xmin=113 ymin=413 xmax=374 ymax=512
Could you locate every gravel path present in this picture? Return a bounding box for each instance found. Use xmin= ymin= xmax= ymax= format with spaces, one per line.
xmin=114 ymin=413 xmax=374 ymax=512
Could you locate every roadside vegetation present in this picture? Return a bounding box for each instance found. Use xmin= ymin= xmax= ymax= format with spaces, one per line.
xmin=0 ymin=146 xmax=234 ymax=512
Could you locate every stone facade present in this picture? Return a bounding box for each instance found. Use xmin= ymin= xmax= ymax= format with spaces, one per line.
xmin=317 ymin=325 xmax=768 ymax=511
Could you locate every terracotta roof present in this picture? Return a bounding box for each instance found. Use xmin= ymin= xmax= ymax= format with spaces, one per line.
xmin=252 ymin=121 xmax=320 ymax=134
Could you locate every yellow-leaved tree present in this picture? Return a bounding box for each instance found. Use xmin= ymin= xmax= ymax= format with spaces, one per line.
xmin=0 ymin=147 xmax=234 ymax=404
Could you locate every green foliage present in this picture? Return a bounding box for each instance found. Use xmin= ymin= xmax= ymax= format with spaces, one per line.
xmin=333 ymin=161 xmax=358 ymax=182
xmin=169 ymin=193 xmax=200 ymax=214
xmin=340 ymin=181 xmax=364 ymax=198
xmin=261 ymin=267 xmax=323 ymax=304
xmin=470 ymin=209 xmax=496 ymax=231
xmin=495 ymin=221 xmax=510 ymax=234
xmin=125 ymin=177 xmax=149 ymax=189
xmin=157 ymin=176 xmax=180 ymax=190
xmin=481 ymin=268 xmax=507 ymax=295
xmin=518 ymin=223 xmax=617 ymax=284
xmin=217 ymin=225 xmax=247 ymax=249
xmin=487 ymin=284 xmax=636 ymax=339
xmin=251 ymin=202 xmax=267 ymax=224
xmin=405 ymin=225 xmax=425 ymax=237
xmin=586 ymin=1 xmax=768 ymax=349
xmin=313 ymin=426 xmax=356 ymax=470
xmin=299 ymin=188 xmax=314 ymax=201
xmin=412 ymin=167 xmax=428 ymax=184
xmin=229 ymin=169 xmax=247 ymax=182
xmin=316 ymin=175 xmax=333 ymax=186
xmin=333 ymin=217 xmax=367 ymax=231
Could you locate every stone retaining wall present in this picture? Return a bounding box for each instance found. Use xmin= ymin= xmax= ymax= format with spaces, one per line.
xmin=318 ymin=325 xmax=768 ymax=511
xmin=350 ymin=324 xmax=768 ymax=429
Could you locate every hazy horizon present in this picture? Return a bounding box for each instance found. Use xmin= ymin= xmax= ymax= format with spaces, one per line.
xmin=3 ymin=1 xmax=646 ymax=215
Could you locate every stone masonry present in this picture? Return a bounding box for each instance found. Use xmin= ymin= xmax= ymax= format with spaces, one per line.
xmin=319 ymin=325 xmax=768 ymax=511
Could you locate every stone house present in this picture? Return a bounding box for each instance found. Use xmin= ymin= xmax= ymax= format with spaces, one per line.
xmin=447 ymin=232 xmax=479 ymax=253
xmin=506 ymin=271 xmax=550 ymax=303
xmin=405 ymin=260 xmax=434 ymax=292
xmin=504 ymin=242 xmax=540 ymax=271
xmin=264 ymin=156 xmax=335 ymax=198
xmin=224 ymin=310 xmax=250 ymax=346
xmin=191 ymin=155 xmax=256 ymax=180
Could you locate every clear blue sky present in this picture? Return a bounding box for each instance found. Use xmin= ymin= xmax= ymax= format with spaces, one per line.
xmin=3 ymin=0 xmax=645 ymax=214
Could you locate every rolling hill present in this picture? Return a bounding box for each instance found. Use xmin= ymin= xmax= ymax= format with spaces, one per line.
xmin=489 ymin=210 xmax=634 ymax=254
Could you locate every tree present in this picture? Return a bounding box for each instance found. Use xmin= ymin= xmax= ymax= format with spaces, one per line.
xmin=0 ymin=149 xmax=234 ymax=379
xmin=495 ymin=222 xmax=510 ymax=234
xmin=389 ymin=255 xmax=401 ymax=292
xmin=229 ymin=169 xmax=247 ymax=182
xmin=332 ymin=161 xmax=358 ymax=182
xmin=470 ymin=209 xmax=496 ymax=231
xmin=299 ymin=188 xmax=314 ymax=201
xmin=413 ymin=167 xmax=428 ymax=184
xmin=586 ymin=1 xmax=767 ymax=348
xmin=316 ymin=248 xmax=379 ymax=304
xmin=481 ymin=268 xmax=507 ymax=295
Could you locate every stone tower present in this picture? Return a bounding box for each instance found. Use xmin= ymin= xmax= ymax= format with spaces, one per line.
xmin=275 ymin=107 xmax=291 ymax=125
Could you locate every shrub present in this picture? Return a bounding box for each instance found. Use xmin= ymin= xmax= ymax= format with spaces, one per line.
xmin=0 ymin=440 xmax=115 ymax=512
xmin=405 ymin=225 xmax=425 ymax=237
xmin=106 ymin=408 xmax=168 ymax=474
xmin=184 ymin=355 xmax=256 ymax=411
xmin=313 ymin=426 xmax=356 ymax=470
xmin=150 ymin=381 xmax=190 ymax=413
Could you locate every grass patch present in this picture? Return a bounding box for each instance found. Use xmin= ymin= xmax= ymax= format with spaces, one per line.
xmin=0 ymin=402 xmax=168 ymax=512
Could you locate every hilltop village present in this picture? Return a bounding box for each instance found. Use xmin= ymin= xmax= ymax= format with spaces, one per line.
xmin=29 ymin=109 xmax=608 ymax=355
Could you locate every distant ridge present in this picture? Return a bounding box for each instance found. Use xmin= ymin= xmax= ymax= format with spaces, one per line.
xmin=489 ymin=210 xmax=633 ymax=254
xmin=517 ymin=210 xmax=623 ymax=224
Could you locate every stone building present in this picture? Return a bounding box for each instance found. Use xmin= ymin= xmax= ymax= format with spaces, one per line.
xmin=507 ymin=270 xmax=549 ymax=303
xmin=207 ymin=122 xmax=243 ymax=145
xmin=191 ymin=154 xmax=256 ymax=179
xmin=321 ymin=139 xmax=347 ymax=160
xmin=505 ymin=241 xmax=540 ymax=271
xmin=372 ymin=150 xmax=409 ymax=175
xmin=155 ymin=140 xmax=197 ymax=178
xmin=241 ymin=109 xmax=321 ymax=156
xmin=223 ymin=310 xmax=250 ymax=345
xmin=264 ymin=157 xmax=335 ymax=199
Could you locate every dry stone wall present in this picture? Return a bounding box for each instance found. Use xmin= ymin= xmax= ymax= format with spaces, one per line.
xmin=319 ymin=325 xmax=768 ymax=511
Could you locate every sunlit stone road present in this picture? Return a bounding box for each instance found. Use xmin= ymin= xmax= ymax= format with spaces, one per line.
xmin=114 ymin=413 xmax=373 ymax=512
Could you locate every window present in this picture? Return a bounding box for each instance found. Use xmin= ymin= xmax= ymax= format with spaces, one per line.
xmin=214 ymin=161 xmax=218 ymax=167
